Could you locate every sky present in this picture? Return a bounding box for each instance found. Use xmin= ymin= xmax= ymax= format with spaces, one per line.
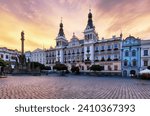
xmin=0 ymin=0 xmax=150 ymax=51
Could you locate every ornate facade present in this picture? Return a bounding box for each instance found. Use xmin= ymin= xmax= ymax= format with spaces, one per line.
xmin=46 ymin=10 xmax=122 ymax=74
xmin=122 ymin=36 xmax=141 ymax=77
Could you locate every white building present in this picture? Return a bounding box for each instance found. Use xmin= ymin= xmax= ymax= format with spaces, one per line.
xmin=140 ymin=40 xmax=150 ymax=70
xmin=0 ymin=47 xmax=20 ymax=68
xmin=46 ymin=10 xmax=122 ymax=75
xmin=25 ymin=51 xmax=31 ymax=62
xmin=25 ymin=48 xmax=46 ymax=65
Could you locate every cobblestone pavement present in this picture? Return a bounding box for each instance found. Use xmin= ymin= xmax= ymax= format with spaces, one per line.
xmin=0 ymin=75 xmax=150 ymax=99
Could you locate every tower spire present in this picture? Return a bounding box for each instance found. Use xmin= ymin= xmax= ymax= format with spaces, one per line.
xmin=86 ymin=9 xmax=94 ymax=29
xmin=58 ymin=17 xmax=65 ymax=37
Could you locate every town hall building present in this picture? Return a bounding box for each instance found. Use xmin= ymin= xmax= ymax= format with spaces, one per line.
xmin=45 ymin=10 xmax=122 ymax=75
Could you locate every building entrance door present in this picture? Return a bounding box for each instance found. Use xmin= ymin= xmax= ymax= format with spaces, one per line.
xmin=130 ymin=70 xmax=136 ymax=77
xmin=123 ymin=70 xmax=127 ymax=77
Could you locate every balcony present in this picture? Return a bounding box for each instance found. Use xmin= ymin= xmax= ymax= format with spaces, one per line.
xmin=113 ymin=58 xmax=119 ymax=61
xmin=68 ymin=53 xmax=71 ymax=55
xmin=101 ymin=50 xmax=105 ymax=52
xmin=72 ymin=52 xmax=75 ymax=55
xmin=114 ymin=48 xmax=119 ymax=50
xmin=85 ymin=59 xmax=91 ymax=64
xmin=94 ymin=59 xmax=99 ymax=62
xmin=107 ymin=49 xmax=111 ymax=51
xmin=77 ymin=52 xmax=80 ymax=54
xmin=107 ymin=58 xmax=112 ymax=61
xmin=95 ymin=50 xmax=99 ymax=52
xmin=101 ymin=58 xmax=105 ymax=62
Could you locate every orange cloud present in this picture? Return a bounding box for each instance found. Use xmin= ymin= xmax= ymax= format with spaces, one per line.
xmin=0 ymin=0 xmax=150 ymax=52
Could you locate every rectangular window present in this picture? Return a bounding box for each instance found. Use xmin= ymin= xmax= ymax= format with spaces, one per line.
xmin=87 ymin=66 xmax=90 ymax=70
xmin=101 ymin=46 xmax=105 ymax=51
xmin=108 ymin=45 xmax=111 ymax=49
xmin=114 ymin=54 xmax=117 ymax=58
xmin=114 ymin=44 xmax=118 ymax=48
xmin=108 ymin=65 xmax=112 ymax=71
xmin=114 ymin=65 xmax=118 ymax=71
xmin=82 ymin=48 xmax=84 ymax=53
xmin=144 ymin=50 xmax=148 ymax=56
xmin=6 ymin=55 xmax=8 ymax=59
xmin=144 ymin=60 xmax=148 ymax=66
xmin=87 ymin=46 xmax=90 ymax=52
xmin=95 ymin=46 xmax=98 ymax=50
xmin=1 ymin=54 xmax=3 ymax=58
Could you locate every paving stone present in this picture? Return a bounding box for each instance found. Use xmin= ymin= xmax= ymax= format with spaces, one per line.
xmin=0 ymin=75 xmax=150 ymax=99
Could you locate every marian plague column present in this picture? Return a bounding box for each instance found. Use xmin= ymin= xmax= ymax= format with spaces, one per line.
xmin=21 ymin=31 xmax=25 ymax=55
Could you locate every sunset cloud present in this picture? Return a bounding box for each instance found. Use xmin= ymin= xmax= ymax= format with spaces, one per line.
xmin=0 ymin=0 xmax=150 ymax=51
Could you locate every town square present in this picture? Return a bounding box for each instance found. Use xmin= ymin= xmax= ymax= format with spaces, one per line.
xmin=0 ymin=75 xmax=150 ymax=99
xmin=0 ymin=0 xmax=150 ymax=99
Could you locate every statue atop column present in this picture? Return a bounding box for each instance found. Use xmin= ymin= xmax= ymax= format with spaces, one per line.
xmin=13 ymin=31 xmax=40 ymax=75
xmin=21 ymin=31 xmax=25 ymax=55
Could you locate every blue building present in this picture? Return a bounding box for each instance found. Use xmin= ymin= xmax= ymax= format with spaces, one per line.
xmin=122 ymin=35 xmax=141 ymax=77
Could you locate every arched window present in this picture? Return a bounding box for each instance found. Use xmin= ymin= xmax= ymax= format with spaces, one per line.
xmin=88 ymin=34 xmax=90 ymax=39
xmin=132 ymin=50 xmax=136 ymax=56
xmin=57 ymin=42 xmax=59 ymax=46
xmin=132 ymin=59 xmax=137 ymax=66
xmin=125 ymin=50 xmax=129 ymax=57
xmin=90 ymin=34 xmax=92 ymax=39
xmin=124 ymin=60 xmax=128 ymax=66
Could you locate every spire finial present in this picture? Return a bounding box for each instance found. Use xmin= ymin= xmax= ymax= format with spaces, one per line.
xmin=89 ymin=9 xmax=91 ymax=13
xmin=120 ymin=30 xmax=123 ymax=38
xmin=73 ymin=32 xmax=75 ymax=36
xmin=61 ymin=17 xmax=63 ymax=23
xmin=58 ymin=17 xmax=64 ymax=36
xmin=89 ymin=4 xmax=91 ymax=12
